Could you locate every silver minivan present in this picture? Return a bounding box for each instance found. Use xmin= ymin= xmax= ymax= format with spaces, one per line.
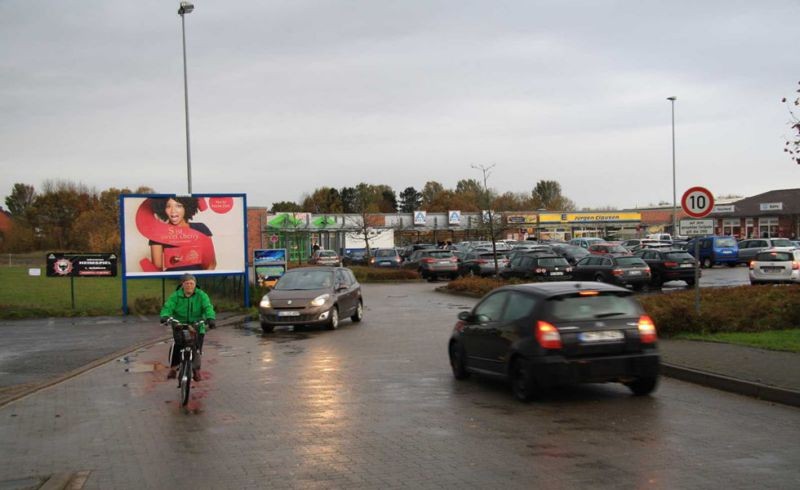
xmin=749 ymin=248 xmax=800 ymax=284
xmin=737 ymin=238 xmax=796 ymax=264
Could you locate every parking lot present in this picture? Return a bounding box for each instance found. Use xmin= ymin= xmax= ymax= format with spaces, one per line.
xmin=0 ymin=277 xmax=798 ymax=489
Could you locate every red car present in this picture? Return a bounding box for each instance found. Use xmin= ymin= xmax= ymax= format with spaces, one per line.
xmin=588 ymin=243 xmax=632 ymax=257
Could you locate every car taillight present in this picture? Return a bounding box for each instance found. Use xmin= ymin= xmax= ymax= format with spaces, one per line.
xmin=454 ymin=320 xmax=465 ymax=333
xmin=749 ymin=261 xmax=755 ymax=270
xmin=422 ymin=258 xmax=435 ymax=263
xmin=535 ymin=321 xmax=562 ymax=349
xmin=535 ymin=267 xmax=547 ymax=273
xmin=566 ymin=267 xmax=573 ymax=272
xmin=476 ymin=259 xmax=488 ymax=264
xmin=793 ymin=261 xmax=800 ymax=270
xmin=450 ymin=257 xmax=458 ymax=263
xmin=638 ymin=315 xmax=657 ymax=344
xmin=612 ymin=268 xmax=624 ymax=276
xmin=664 ymin=261 xmax=678 ymax=268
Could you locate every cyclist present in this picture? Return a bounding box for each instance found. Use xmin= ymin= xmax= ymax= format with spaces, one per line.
xmin=160 ymin=273 xmax=216 ymax=382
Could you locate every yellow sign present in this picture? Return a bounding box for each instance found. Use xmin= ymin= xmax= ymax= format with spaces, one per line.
xmin=538 ymin=212 xmax=641 ymax=224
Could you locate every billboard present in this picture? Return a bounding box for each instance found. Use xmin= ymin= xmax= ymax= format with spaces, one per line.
xmin=121 ymin=194 xmax=247 ymax=277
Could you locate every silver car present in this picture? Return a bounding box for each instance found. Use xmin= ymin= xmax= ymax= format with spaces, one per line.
xmin=749 ymin=248 xmax=800 ymax=285
xmin=737 ymin=238 xmax=796 ymax=265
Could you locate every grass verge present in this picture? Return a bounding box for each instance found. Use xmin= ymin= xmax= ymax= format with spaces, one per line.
xmin=673 ymin=329 xmax=800 ymax=353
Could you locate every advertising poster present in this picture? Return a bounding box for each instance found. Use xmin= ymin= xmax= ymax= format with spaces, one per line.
xmin=254 ymin=249 xmax=287 ymax=286
xmin=122 ymin=195 xmax=246 ymax=277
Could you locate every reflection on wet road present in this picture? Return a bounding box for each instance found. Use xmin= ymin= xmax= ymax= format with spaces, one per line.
xmin=0 ymin=281 xmax=797 ymax=489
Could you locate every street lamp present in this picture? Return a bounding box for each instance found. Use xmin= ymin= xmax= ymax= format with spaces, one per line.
xmin=178 ymin=2 xmax=194 ymax=194
xmin=667 ymin=96 xmax=677 ymax=237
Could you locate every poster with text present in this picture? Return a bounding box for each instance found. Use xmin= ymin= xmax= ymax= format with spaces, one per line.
xmin=122 ymin=195 xmax=246 ymax=277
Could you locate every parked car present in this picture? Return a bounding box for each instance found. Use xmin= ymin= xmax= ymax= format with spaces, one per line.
xmin=500 ymin=254 xmax=573 ymax=281
xmin=568 ymin=237 xmax=606 ymax=249
xmin=309 ymin=249 xmax=342 ymax=266
xmin=341 ymin=249 xmax=369 ymax=266
xmin=646 ymin=233 xmax=673 ymax=242
xmin=749 ymin=248 xmax=800 ymax=284
xmin=258 ymin=267 xmax=363 ymax=333
xmin=506 ymin=245 xmax=554 ymax=263
xmin=447 ymin=282 xmax=660 ymax=401
xmin=458 ymin=251 xmax=510 ymax=277
xmin=633 ymin=249 xmax=700 ymax=287
xmin=572 ymin=255 xmax=651 ymax=290
xmin=620 ymin=239 xmax=667 ymax=252
xmin=369 ymin=248 xmax=403 ymax=268
xmin=685 ymin=236 xmax=739 ymax=268
xmin=736 ymin=238 xmax=796 ymax=264
xmin=403 ymin=249 xmax=459 ymax=281
xmin=400 ymin=243 xmax=436 ymax=260
xmin=587 ymin=243 xmax=632 ymax=257
xmin=550 ymin=244 xmax=591 ymax=265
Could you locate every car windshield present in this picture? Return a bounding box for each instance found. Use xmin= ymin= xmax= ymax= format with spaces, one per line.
xmin=424 ymin=250 xmax=454 ymax=258
xmin=771 ymin=239 xmax=793 ymax=247
xmin=755 ymin=251 xmax=793 ymax=262
xmin=319 ymin=251 xmax=337 ymax=257
xmin=274 ymin=270 xmax=334 ymax=290
xmin=538 ymin=257 xmax=569 ymax=266
xmin=665 ymin=252 xmax=694 ymax=261
xmin=615 ymin=257 xmax=646 ymax=266
xmin=716 ymin=237 xmax=737 ymax=247
xmin=547 ymin=293 xmax=642 ymax=321
xmin=375 ymin=249 xmax=396 ymax=257
xmin=568 ymin=247 xmax=590 ymax=257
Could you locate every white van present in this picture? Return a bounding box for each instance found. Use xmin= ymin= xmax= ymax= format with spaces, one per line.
xmin=646 ymin=233 xmax=673 ymax=242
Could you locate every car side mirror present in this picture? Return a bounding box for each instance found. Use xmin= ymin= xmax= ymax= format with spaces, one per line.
xmin=457 ymin=311 xmax=471 ymax=321
xmin=336 ymin=283 xmax=347 ymax=291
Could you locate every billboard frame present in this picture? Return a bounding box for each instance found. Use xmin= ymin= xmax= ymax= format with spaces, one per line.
xmin=119 ymin=193 xmax=249 ymax=314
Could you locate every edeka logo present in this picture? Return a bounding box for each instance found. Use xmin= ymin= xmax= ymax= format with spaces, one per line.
xmin=209 ymin=197 xmax=234 ymax=214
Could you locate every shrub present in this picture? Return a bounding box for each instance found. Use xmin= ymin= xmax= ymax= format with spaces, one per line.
xmin=639 ymin=285 xmax=800 ymax=337
xmin=349 ymin=266 xmax=419 ymax=282
xmin=444 ymin=276 xmax=510 ymax=296
xmin=132 ymin=296 xmax=162 ymax=315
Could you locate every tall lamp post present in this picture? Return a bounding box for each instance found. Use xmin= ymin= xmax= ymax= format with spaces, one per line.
xmin=178 ymin=1 xmax=194 ymax=194
xmin=667 ymin=96 xmax=677 ymax=237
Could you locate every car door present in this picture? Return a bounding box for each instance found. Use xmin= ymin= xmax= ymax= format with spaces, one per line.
xmin=334 ymin=269 xmax=356 ymax=316
xmin=573 ymin=256 xmax=593 ymax=279
xmin=486 ymin=291 xmax=539 ymax=373
xmin=462 ymin=291 xmax=509 ymax=373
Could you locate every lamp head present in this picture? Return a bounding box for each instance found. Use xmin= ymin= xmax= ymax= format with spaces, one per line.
xmin=178 ymin=1 xmax=194 ymax=15
xmin=667 ymin=96 xmax=677 ymax=101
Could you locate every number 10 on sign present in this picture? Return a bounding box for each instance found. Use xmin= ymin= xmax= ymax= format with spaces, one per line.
xmin=681 ymin=187 xmax=715 ymax=219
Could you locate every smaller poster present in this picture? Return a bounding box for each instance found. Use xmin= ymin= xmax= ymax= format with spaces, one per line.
xmin=46 ymin=253 xmax=118 ymax=277
xmin=254 ymin=249 xmax=287 ymax=286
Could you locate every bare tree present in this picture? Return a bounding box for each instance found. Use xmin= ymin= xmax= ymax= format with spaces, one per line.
xmin=782 ymin=81 xmax=800 ymax=165
xmin=472 ymin=163 xmax=501 ymax=276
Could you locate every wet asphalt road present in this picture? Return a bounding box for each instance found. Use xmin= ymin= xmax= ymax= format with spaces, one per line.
xmin=0 ymin=279 xmax=798 ymax=489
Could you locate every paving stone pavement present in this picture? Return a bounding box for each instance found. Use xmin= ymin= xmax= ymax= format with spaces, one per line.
xmin=1 ymin=283 xmax=799 ymax=489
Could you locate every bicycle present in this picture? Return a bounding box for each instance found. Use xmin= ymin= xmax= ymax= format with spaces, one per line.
xmin=165 ymin=318 xmax=204 ymax=407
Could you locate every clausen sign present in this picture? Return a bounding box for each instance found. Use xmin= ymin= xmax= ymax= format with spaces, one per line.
xmin=538 ymin=212 xmax=641 ymax=223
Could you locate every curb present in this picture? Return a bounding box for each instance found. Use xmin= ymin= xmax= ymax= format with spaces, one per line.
xmin=661 ymin=362 xmax=800 ymax=408
xmin=0 ymin=315 xmax=251 ymax=409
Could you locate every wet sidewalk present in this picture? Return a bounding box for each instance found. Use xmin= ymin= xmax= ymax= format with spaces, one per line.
xmin=659 ymin=338 xmax=800 ymax=407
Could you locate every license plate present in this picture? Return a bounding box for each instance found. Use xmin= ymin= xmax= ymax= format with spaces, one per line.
xmin=378 ymin=262 xmax=391 ymax=266
xmin=628 ymin=270 xmax=641 ymax=275
xmin=550 ymin=271 xmax=563 ymax=276
xmin=579 ymin=330 xmax=624 ymax=342
xmin=680 ymin=263 xmax=694 ymax=268
xmin=277 ymin=311 xmax=300 ymax=317
xmin=762 ymin=267 xmax=783 ymax=273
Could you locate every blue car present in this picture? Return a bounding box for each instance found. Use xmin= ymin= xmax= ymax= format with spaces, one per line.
xmin=686 ymin=236 xmax=739 ymax=268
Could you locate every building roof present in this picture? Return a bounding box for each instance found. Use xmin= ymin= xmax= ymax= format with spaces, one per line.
xmin=709 ymin=188 xmax=800 ymax=217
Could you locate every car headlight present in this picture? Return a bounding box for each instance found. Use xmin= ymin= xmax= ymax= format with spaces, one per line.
xmin=259 ymin=295 xmax=271 ymax=308
xmin=310 ymin=294 xmax=330 ymax=307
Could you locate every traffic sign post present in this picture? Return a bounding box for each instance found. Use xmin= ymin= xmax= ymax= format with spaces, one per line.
xmin=681 ymin=186 xmax=715 ymax=315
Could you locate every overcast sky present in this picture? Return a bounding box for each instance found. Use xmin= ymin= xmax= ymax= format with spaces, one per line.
xmin=1 ymin=0 xmax=798 ymax=210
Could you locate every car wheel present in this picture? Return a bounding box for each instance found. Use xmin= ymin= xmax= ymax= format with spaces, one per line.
xmin=726 ymin=262 xmax=737 ymax=268
xmin=260 ymin=322 xmax=275 ymax=334
xmin=510 ymin=358 xmax=541 ymax=402
xmin=626 ymin=375 xmax=658 ymax=396
xmin=326 ymin=306 xmax=339 ymax=330
xmin=702 ymin=257 xmax=713 ymax=269
xmin=450 ymin=273 xmax=458 ymax=280
xmin=651 ymin=274 xmax=663 ymax=288
xmin=632 ymin=283 xmax=645 ymax=292
xmin=685 ymin=279 xmax=696 ymax=287
xmin=351 ymin=300 xmax=363 ymax=323
xmin=448 ymin=342 xmax=470 ymax=380
xmin=594 ymin=273 xmax=605 ymax=283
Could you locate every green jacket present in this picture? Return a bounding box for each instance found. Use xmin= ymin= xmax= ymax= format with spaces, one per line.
xmin=160 ymin=287 xmax=216 ymax=333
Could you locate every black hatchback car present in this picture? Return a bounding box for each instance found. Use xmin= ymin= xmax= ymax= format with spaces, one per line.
xmin=448 ymin=282 xmax=660 ymax=401
xmin=572 ymin=255 xmax=651 ymax=290
xmin=500 ymin=254 xmax=573 ymax=281
xmin=633 ymin=249 xmax=700 ymax=287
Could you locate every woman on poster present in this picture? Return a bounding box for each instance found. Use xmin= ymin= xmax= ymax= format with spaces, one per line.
xmin=136 ymin=196 xmax=217 ymax=272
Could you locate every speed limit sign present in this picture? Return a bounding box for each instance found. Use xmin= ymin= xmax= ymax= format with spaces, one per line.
xmin=681 ymin=186 xmax=715 ymax=218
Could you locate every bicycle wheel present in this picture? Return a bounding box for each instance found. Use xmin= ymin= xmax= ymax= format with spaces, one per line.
xmin=180 ymin=361 xmax=191 ymax=406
